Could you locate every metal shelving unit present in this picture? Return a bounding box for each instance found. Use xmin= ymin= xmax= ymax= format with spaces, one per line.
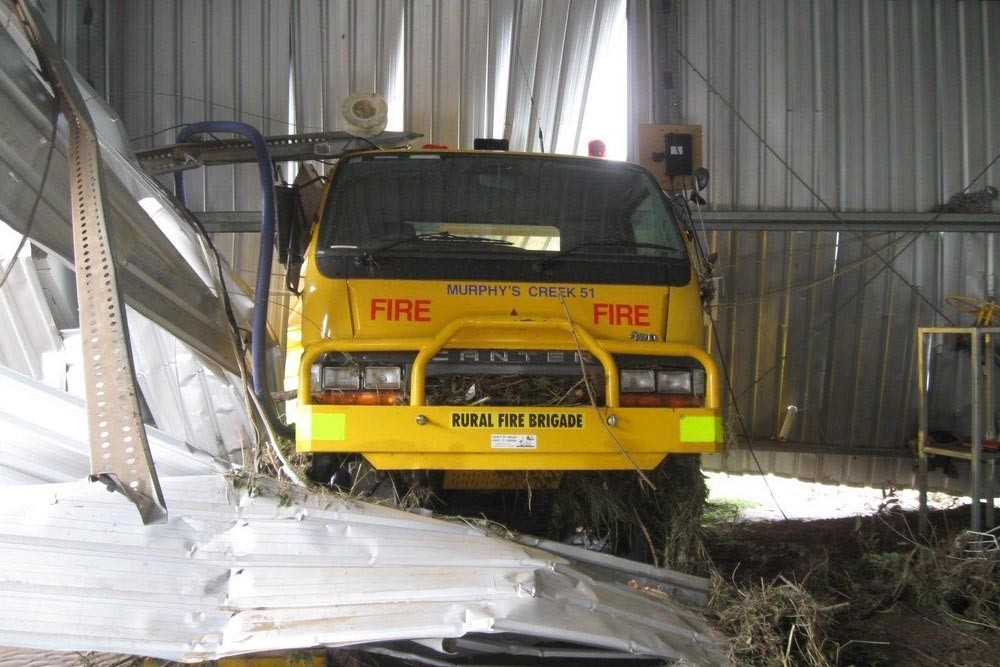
xmin=918 ymin=327 xmax=1000 ymax=534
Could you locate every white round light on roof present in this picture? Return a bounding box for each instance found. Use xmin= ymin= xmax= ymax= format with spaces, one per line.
xmin=341 ymin=92 xmax=388 ymax=138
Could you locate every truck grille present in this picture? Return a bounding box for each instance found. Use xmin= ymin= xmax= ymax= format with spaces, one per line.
xmin=422 ymin=373 xmax=603 ymax=407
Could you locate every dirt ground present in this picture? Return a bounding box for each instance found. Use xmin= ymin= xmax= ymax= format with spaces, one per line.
xmin=702 ymin=506 xmax=1000 ymax=667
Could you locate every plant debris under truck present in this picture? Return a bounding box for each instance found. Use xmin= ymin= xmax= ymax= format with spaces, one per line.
xmin=296 ymin=149 xmax=722 ymax=488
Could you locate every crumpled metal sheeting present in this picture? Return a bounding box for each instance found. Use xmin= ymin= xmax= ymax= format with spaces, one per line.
xmin=518 ymin=534 xmax=711 ymax=608
xmin=0 ymin=366 xmax=230 ymax=485
xmin=0 ymin=475 xmax=731 ymax=666
xmin=0 ymin=249 xmax=251 ymax=472
xmin=0 ymin=250 xmax=65 ymax=388
xmin=127 ymin=311 xmax=249 ymax=466
xmin=0 ymin=5 xmax=255 ymax=468
xmin=0 ymin=2 xmax=247 ymax=374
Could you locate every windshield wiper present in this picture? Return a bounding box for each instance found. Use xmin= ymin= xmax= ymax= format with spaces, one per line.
xmin=413 ymin=231 xmax=514 ymax=245
xmin=539 ymin=239 xmax=677 ymax=269
xmin=364 ymin=235 xmax=420 ymax=260
xmin=364 ymin=231 xmax=514 ymax=262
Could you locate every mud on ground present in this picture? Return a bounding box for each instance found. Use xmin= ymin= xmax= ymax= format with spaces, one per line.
xmin=703 ymin=506 xmax=1000 ymax=667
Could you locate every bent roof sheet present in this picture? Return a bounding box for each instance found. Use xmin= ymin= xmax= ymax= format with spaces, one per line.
xmin=0 ymin=474 xmax=730 ymax=666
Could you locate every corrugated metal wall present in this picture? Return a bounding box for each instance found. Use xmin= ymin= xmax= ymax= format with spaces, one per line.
xmin=108 ymin=0 xmax=623 ymax=155
xmin=675 ymin=0 xmax=1000 ymax=489
xmin=703 ymin=228 xmax=999 ymax=492
xmin=679 ymin=0 xmax=1000 ymax=212
xmin=103 ymin=0 xmax=623 ymax=377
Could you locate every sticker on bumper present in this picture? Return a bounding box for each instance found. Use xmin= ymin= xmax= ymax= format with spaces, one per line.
xmin=491 ymin=434 xmax=538 ymax=449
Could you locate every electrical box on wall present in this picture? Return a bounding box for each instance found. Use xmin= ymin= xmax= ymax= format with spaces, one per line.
xmin=636 ymin=124 xmax=703 ymax=191
xmin=662 ymin=132 xmax=693 ymax=178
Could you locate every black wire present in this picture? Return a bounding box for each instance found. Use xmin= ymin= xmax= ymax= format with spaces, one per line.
xmin=679 ymin=194 xmax=787 ymax=515
xmin=294 ymin=175 xmax=326 ymax=189
xmin=128 ymin=122 xmax=188 ymax=144
xmin=0 ymin=105 xmax=59 ymax=291
xmin=350 ymin=135 xmax=383 ymax=151
xmin=204 ymin=130 xmax=242 ymax=148
xmin=514 ymin=38 xmax=546 ymax=152
xmin=120 ymin=91 xmax=308 ymax=138
xmin=178 ymin=196 xmax=295 ymax=441
xmin=708 ymin=304 xmax=789 ymax=520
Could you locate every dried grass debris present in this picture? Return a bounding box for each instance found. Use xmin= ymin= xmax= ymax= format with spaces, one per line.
xmin=862 ymin=537 xmax=1000 ymax=630
xmin=547 ymin=454 xmax=710 ymax=572
xmin=709 ymin=571 xmax=837 ymax=667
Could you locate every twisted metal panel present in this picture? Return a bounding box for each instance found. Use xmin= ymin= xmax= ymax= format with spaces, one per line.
xmin=14 ymin=0 xmax=166 ymax=522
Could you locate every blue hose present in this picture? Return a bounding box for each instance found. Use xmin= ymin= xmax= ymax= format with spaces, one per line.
xmin=174 ymin=122 xmax=275 ymax=400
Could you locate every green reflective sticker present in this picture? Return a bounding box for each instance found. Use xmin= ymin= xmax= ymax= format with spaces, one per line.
xmin=680 ymin=415 xmax=722 ymax=443
xmin=310 ymin=413 xmax=346 ymax=441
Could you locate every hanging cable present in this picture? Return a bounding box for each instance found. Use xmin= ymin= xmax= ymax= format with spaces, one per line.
xmin=183 ymin=193 xmax=302 ymax=482
xmin=557 ymin=298 xmax=655 ymax=491
xmin=0 ymin=105 xmax=59 ymax=291
xmin=704 ymin=286 xmax=788 ymax=520
xmin=670 ymin=182 xmax=786 ymax=510
xmin=515 ymin=47 xmax=546 ymax=152
xmin=674 ymin=187 xmax=788 ymax=516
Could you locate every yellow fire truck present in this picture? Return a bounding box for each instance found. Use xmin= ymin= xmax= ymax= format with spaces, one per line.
xmin=294 ymin=149 xmax=721 ymax=482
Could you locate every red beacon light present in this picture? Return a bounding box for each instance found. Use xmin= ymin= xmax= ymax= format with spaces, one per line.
xmin=588 ymin=139 xmax=606 ymax=157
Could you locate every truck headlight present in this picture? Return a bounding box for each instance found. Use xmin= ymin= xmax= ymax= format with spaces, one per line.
xmin=364 ymin=366 xmax=402 ymax=390
xmin=620 ymin=369 xmax=656 ymax=393
xmin=310 ymin=363 xmax=322 ymax=391
xmin=656 ymin=370 xmax=692 ymax=394
xmin=692 ymin=369 xmax=706 ymax=396
xmin=323 ymin=366 xmax=361 ymax=390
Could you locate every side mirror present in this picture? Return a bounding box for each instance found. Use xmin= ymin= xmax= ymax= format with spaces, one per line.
xmin=274 ymin=183 xmax=310 ymax=294
xmin=274 ymin=184 xmax=303 ymax=266
xmin=704 ymin=251 xmax=718 ymax=274
xmin=691 ymin=167 xmax=710 ymax=193
xmin=690 ymin=167 xmax=709 ymax=206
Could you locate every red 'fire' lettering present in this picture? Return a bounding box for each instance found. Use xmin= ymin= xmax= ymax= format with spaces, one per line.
xmin=370 ymin=298 xmax=432 ymax=322
xmin=593 ymin=303 xmax=650 ymax=326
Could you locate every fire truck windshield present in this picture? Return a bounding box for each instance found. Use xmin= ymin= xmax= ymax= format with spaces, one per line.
xmin=315 ymin=151 xmax=692 ymax=287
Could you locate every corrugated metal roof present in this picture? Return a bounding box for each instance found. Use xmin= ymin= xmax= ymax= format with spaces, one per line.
xmin=0 ymin=474 xmax=731 ymax=665
xmin=0 ymin=2 xmax=251 ymax=375
xmin=0 ymin=3 xmax=252 ymax=472
xmin=0 ymin=239 xmax=249 ymax=469
xmin=0 ymin=365 xmax=230 ymax=485
xmin=0 ymin=252 xmax=64 ymax=388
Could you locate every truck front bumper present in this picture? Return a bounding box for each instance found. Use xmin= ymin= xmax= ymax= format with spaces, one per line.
xmin=298 ymin=403 xmax=722 ymax=470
